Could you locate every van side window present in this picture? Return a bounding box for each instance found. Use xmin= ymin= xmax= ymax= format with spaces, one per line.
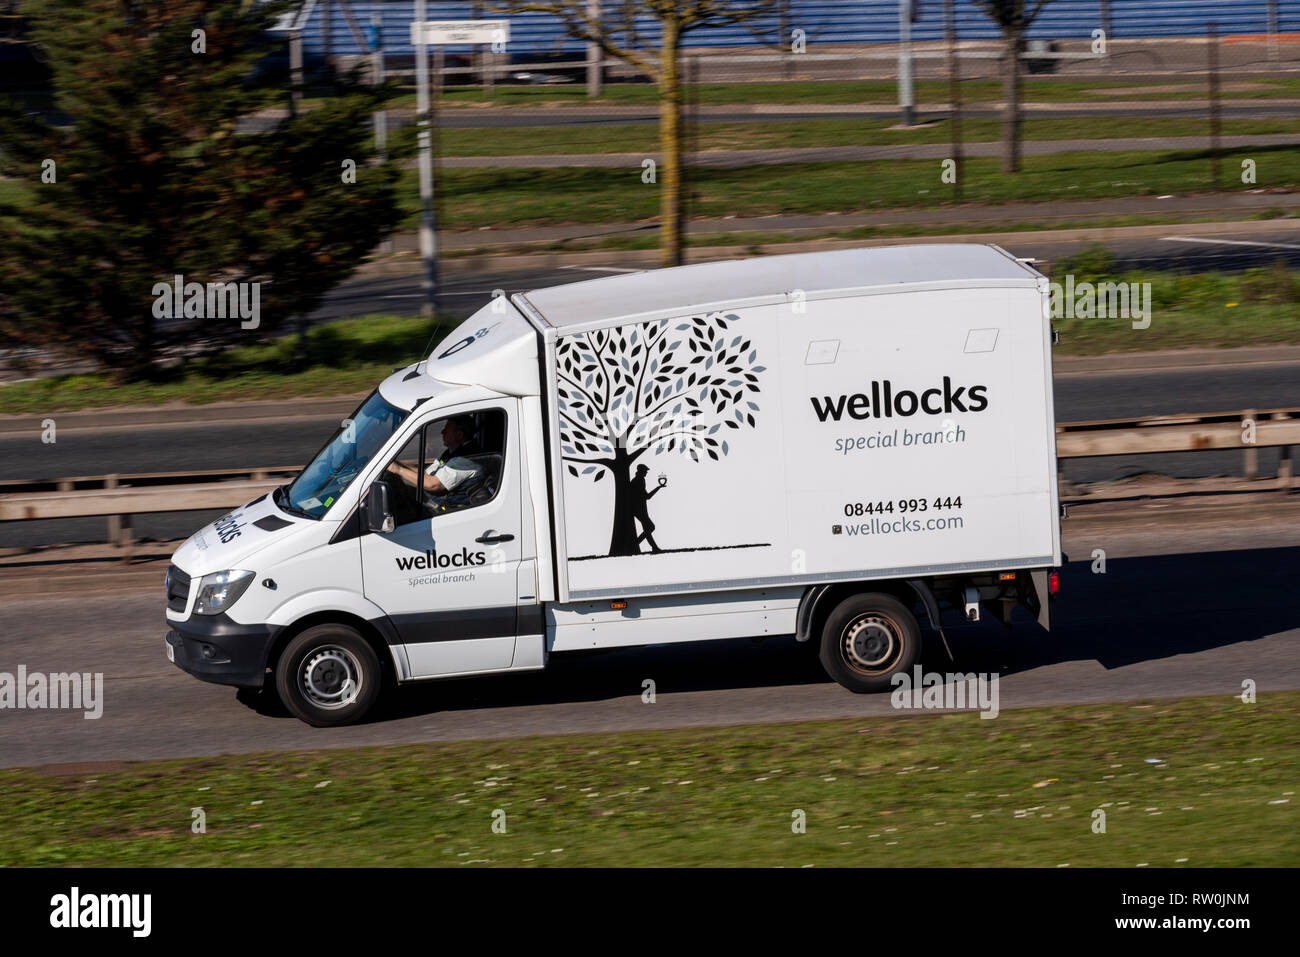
xmin=421 ymin=409 xmax=507 ymax=515
xmin=380 ymin=409 xmax=507 ymax=527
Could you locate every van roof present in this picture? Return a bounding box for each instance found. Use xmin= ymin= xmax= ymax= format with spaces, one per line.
xmin=517 ymin=244 xmax=1041 ymax=330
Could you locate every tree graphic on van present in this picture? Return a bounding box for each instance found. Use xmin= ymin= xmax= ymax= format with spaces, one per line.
xmin=556 ymin=312 xmax=765 ymax=557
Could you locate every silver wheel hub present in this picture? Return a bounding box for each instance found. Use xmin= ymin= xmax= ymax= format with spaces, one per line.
xmin=842 ymin=615 xmax=899 ymax=673
xmin=301 ymin=646 xmax=361 ymax=710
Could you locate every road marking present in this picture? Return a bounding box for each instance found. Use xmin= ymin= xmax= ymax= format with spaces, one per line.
xmin=1160 ymin=236 xmax=1300 ymax=251
xmin=383 ymin=290 xmax=511 ymax=298
xmin=558 ymin=265 xmax=642 ymax=273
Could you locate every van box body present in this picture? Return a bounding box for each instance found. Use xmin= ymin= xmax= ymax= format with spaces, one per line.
xmin=511 ymin=252 xmax=1059 ymax=606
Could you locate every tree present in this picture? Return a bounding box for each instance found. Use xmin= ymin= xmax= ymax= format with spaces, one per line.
xmin=972 ymin=0 xmax=1054 ymax=173
xmin=555 ymin=311 xmax=765 ymax=556
xmin=0 ymin=1 xmax=403 ymax=380
xmin=490 ymin=1 xmax=779 ymax=267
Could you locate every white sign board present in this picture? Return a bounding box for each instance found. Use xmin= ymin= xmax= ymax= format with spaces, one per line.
xmin=410 ymin=20 xmax=510 ymax=46
xmin=266 ymin=0 xmax=318 ymax=33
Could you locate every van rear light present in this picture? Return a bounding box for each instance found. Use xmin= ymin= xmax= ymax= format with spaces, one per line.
xmin=1048 ymin=570 xmax=1060 ymax=595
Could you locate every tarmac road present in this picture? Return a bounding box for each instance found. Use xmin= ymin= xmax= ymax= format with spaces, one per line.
xmin=0 ymin=514 xmax=1295 ymax=769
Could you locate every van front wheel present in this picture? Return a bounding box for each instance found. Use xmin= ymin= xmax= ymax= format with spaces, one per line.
xmin=275 ymin=624 xmax=382 ymax=726
xmin=819 ymin=593 xmax=921 ymax=694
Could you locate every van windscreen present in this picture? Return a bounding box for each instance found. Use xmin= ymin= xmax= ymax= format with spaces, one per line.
xmin=284 ymin=390 xmax=410 ymax=519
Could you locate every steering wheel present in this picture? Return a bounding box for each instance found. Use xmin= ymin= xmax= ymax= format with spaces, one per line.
xmin=385 ymin=461 xmax=418 ymax=489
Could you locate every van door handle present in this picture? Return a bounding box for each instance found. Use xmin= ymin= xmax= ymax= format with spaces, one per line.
xmin=475 ymin=532 xmax=515 ymax=544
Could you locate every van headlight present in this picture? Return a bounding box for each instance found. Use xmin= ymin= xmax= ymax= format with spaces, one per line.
xmin=193 ymin=569 xmax=256 ymax=616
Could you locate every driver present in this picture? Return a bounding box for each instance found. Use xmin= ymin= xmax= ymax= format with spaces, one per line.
xmin=388 ymin=415 xmax=482 ymax=498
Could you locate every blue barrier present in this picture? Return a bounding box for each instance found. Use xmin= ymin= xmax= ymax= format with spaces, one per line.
xmin=284 ymin=1 xmax=1300 ymax=60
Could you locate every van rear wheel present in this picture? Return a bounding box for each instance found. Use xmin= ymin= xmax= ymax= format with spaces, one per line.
xmin=275 ymin=624 xmax=382 ymax=726
xmin=819 ymin=593 xmax=921 ymax=694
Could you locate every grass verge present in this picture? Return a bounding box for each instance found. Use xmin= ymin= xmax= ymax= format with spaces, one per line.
xmin=2 ymin=692 xmax=1296 ymax=866
xmin=7 ymin=145 xmax=1295 ymax=232
xmin=434 ymin=116 xmax=1300 ymax=157
xmin=449 ymin=210 xmax=1297 ymax=256
xmin=0 ymin=314 xmax=445 ymax=415
xmin=380 ymin=77 xmax=1300 ymax=109
xmin=398 ymin=146 xmax=1300 ymax=230
xmin=1049 ymin=251 xmax=1300 ymax=354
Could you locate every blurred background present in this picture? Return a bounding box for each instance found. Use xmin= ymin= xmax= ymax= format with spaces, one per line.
xmin=1 ymin=0 xmax=1297 ymax=546
xmin=1 ymin=8 xmax=1298 ymax=858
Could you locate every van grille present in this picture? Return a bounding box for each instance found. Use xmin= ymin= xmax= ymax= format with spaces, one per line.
xmin=165 ymin=565 xmax=191 ymax=612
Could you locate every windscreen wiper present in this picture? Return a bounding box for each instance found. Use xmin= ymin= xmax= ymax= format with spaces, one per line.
xmin=274 ymin=484 xmax=319 ymax=520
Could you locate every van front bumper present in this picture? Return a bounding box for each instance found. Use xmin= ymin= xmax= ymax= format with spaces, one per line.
xmin=165 ymin=614 xmax=279 ymax=689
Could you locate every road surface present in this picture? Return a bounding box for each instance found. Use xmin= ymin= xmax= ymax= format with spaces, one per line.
xmin=0 ymin=514 xmax=1295 ymax=768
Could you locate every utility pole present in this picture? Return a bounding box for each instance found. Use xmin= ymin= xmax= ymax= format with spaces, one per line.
xmin=587 ymin=0 xmax=603 ymax=97
xmin=1099 ymin=0 xmax=1111 ymax=64
xmin=1208 ymin=21 xmax=1221 ymax=190
xmin=322 ymin=0 xmax=333 ymax=76
xmin=407 ymin=14 xmax=508 ymax=315
xmin=289 ymin=30 xmax=303 ymax=114
xmin=370 ymin=14 xmax=385 ymax=154
xmin=898 ymin=0 xmax=915 ymax=127
xmin=370 ymin=13 xmax=393 ymax=255
xmin=945 ymin=0 xmax=962 ymax=200
xmin=413 ymin=0 xmax=439 ymax=317
xmin=1268 ymin=0 xmax=1280 ymax=64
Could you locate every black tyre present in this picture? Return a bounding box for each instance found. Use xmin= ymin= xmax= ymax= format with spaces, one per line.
xmin=275 ymin=624 xmax=383 ymax=726
xmin=818 ymin=592 xmax=921 ymax=693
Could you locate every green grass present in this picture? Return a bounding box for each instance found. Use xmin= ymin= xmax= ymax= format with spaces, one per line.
xmin=452 ymin=210 xmax=1295 ymax=256
xmin=0 ymin=314 xmax=445 ymax=415
xmin=396 ymin=145 xmax=1300 ymax=230
xmin=8 ymin=142 xmax=1294 ymax=233
xmin=1047 ymin=249 xmax=1300 ymax=353
xmin=2 ymin=693 xmax=1296 ymax=866
xmin=376 ymin=76 xmax=1300 ymax=109
xmin=434 ymin=116 xmax=1300 ymax=157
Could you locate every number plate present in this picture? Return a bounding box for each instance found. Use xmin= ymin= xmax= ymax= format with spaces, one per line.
xmin=166 ymin=640 xmax=175 ymax=663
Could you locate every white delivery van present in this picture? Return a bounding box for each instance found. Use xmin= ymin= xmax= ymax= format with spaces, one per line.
xmin=165 ymin=245 xmax=1062 ymax=725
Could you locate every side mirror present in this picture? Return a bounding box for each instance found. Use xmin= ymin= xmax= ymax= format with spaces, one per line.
xmin=364 ymin=480 xmax=395 ymax=534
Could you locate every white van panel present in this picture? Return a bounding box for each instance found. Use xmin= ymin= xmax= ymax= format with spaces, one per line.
xmin=521 ymin=396 xmax=557 ymax=601
xmin=405 ymin=636 xmax=516 ymax=676
xmin=545 ymin=284 xmax=1059 ymax=602
xmin=548 ymin=589 xmax=801 ymax=652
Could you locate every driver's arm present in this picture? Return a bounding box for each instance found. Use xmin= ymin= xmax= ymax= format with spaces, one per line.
xmin=385 ymin=462 xmax=450 ymax=495
xmin=386 ymin=461 xmax=421 ymax=487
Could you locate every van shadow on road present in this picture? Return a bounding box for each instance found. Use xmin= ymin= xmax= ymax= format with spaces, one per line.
xmin=232 ymin=545 xmax=1300 ymax=724
xmin=946 ymin=545 xmax=1300 ymax=676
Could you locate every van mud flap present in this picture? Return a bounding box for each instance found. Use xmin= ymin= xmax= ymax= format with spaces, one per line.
xmin=1026 ymin=569 xmax=1051 ymax=631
